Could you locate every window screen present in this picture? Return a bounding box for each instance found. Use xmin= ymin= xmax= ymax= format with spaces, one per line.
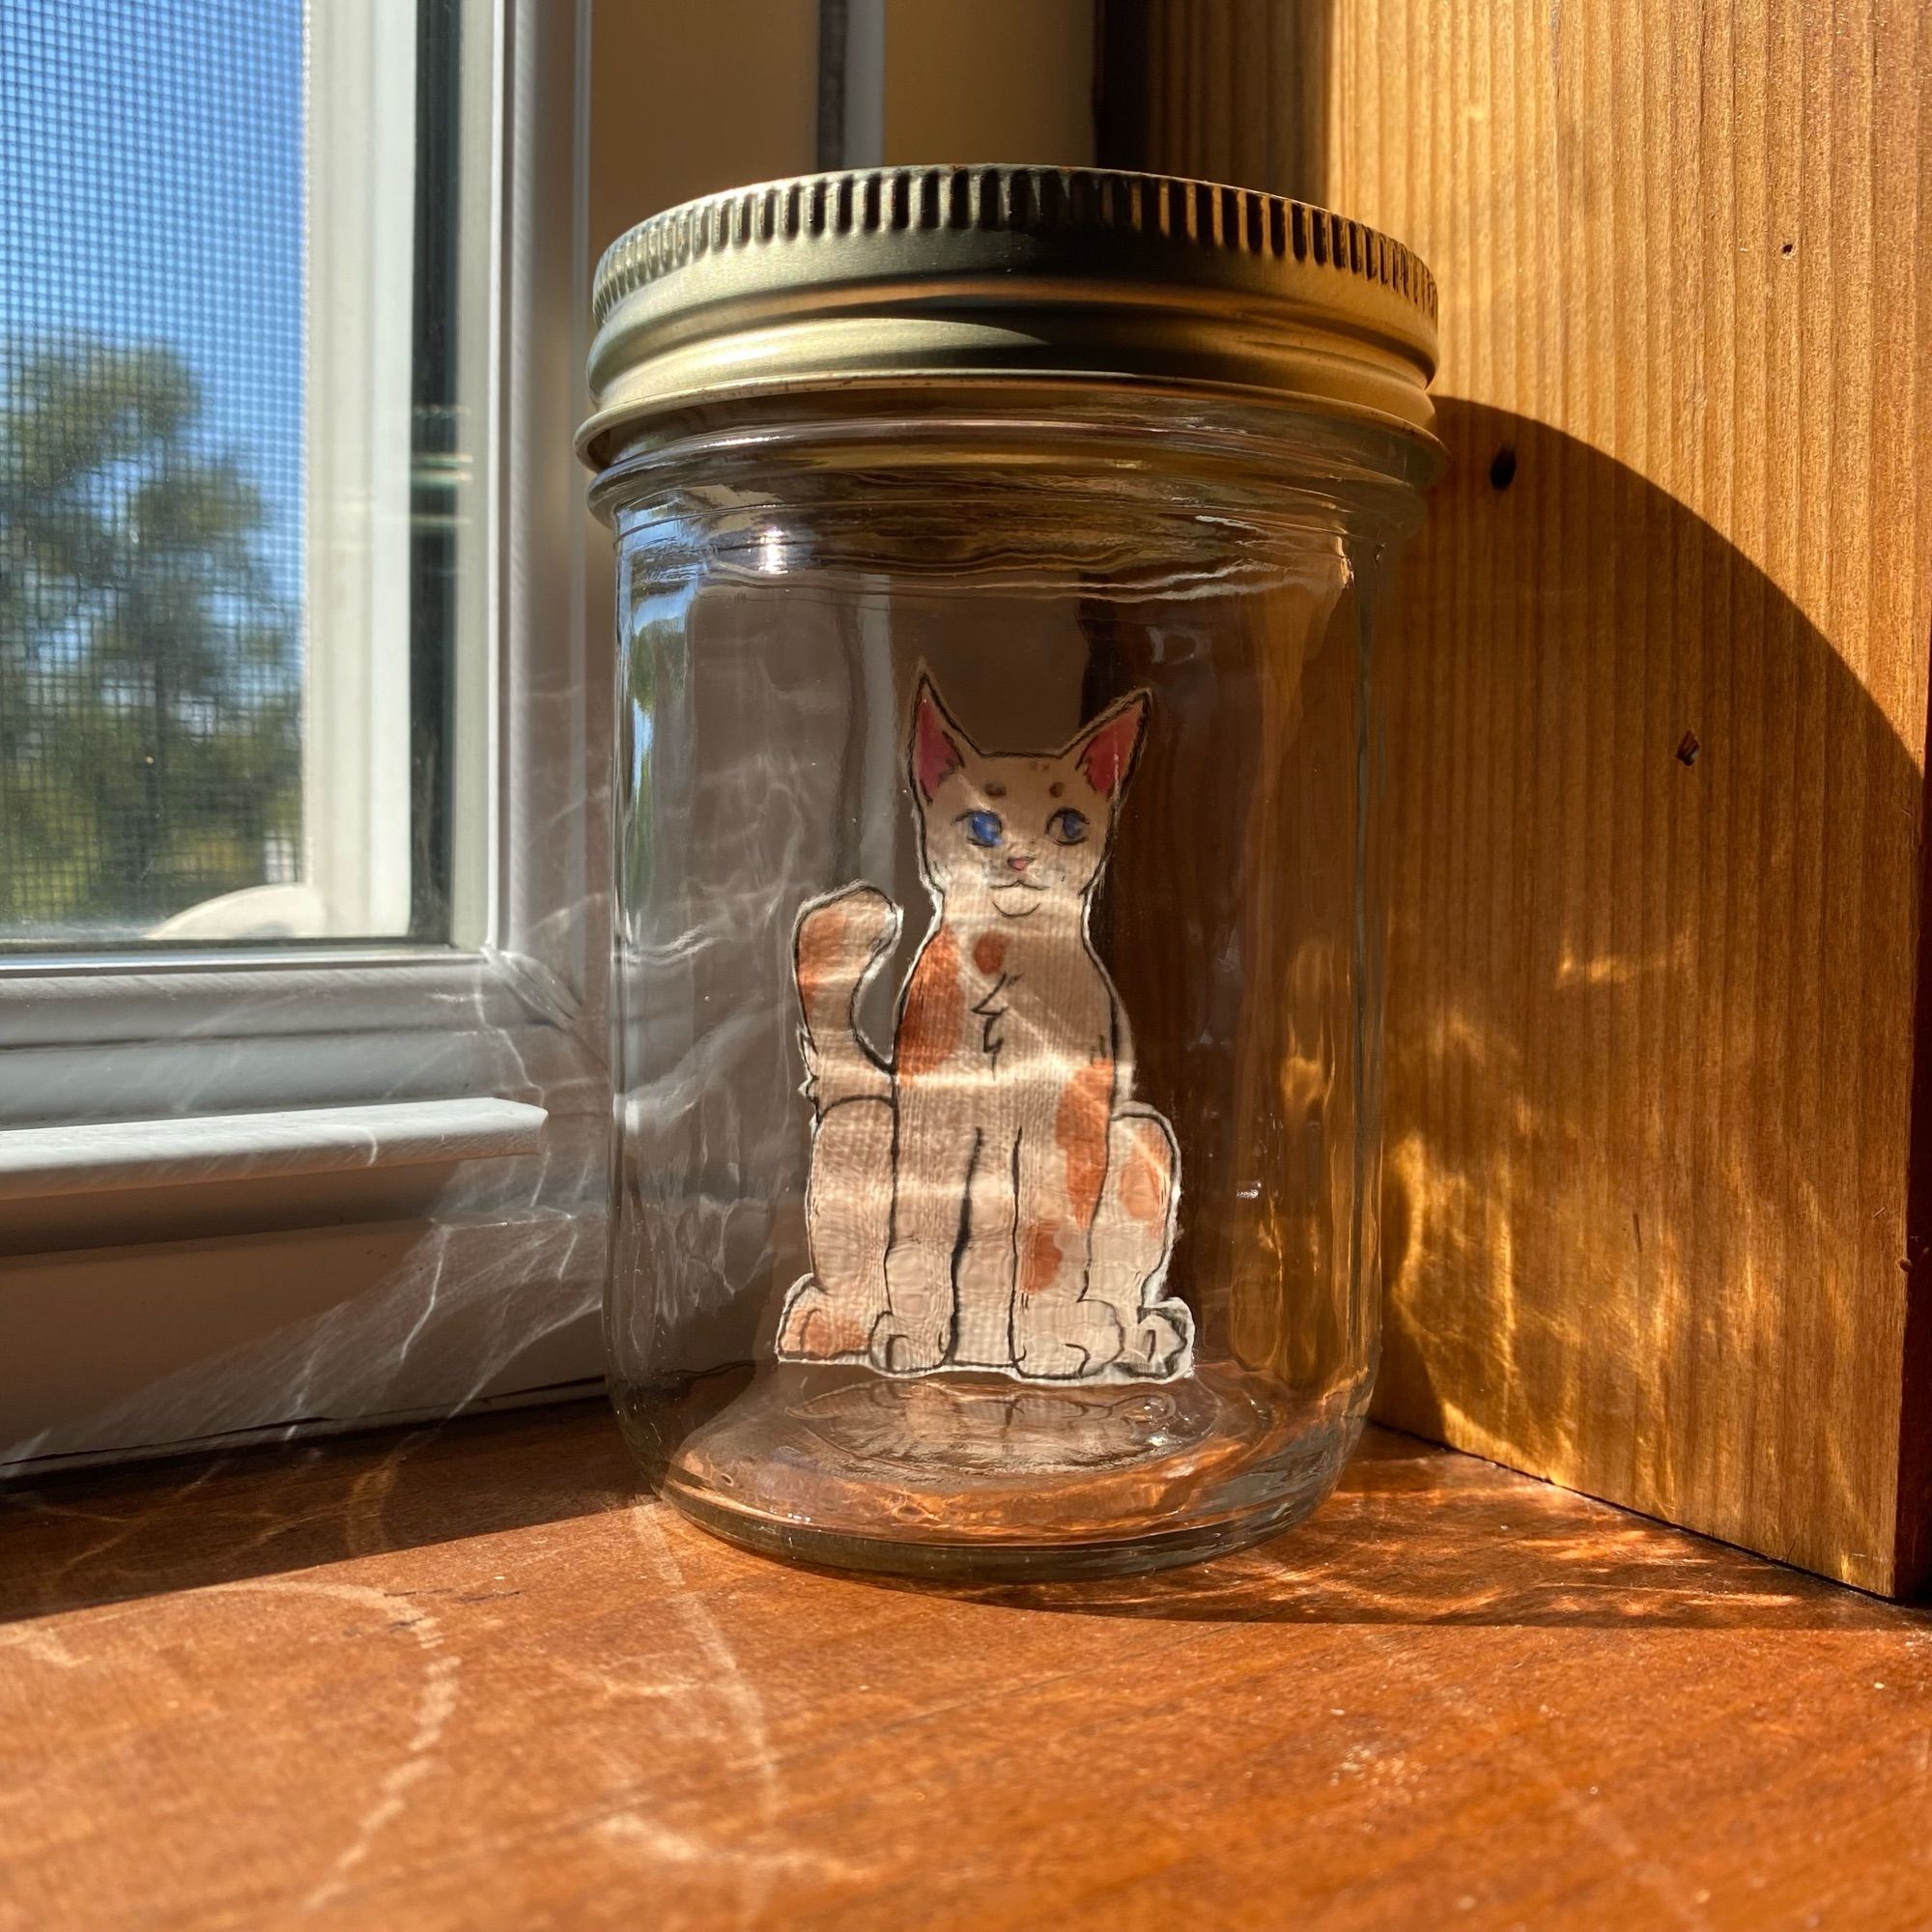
xmin=0 ymin=0 xmax=469 ymax=949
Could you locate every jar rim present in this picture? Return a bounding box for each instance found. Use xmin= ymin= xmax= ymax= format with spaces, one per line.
xmin=579 ymin=165 xmax=1441 ymax=475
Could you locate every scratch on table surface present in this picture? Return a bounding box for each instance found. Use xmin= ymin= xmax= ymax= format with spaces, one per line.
xmin=197 ymin=1576 xmax=463 ymax=1917
xmin=626 ymin=1503 xmax=778 ymax=1803
xmin=210 ymin=1430 xmax=435 ymax=1569
xmin=5 ymin=1459 xmax=223 ymax=1614
xmin=0 ymin=1622 xmax=84 ymax=1669
xmin=344 ymin=1429 xmax=433 ymax=1559
xmin=1543 ymin=1775 xmax=1710 ymax=1931
xmin=1363 ymin=1628 xmax=1714 ymax=1932
xmin=546 ymin=1652 xmax=714 ymax=1704
xmin=594 ymin=1812 xmax=736 ymax=1866
xmin=624 ymin=1501 xmax=784 ymax=1924
xmin=591 ymin=1809 xmax=867 ymax=1885
xmin=301 ymin=1654 xmax=460 ymax=1913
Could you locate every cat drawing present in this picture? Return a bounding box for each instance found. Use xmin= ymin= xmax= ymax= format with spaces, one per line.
xmin=776 ymin=676 xmax=1192 ymax=1383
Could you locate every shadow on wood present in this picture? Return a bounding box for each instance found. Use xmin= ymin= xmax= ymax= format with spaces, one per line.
xmin=1372 ymin=399 xmax=1930 ymax=1599
xmin=7 ymin=1403 xmax=1923 ymax=1639
xmin=0 ymin=1399 xmax=634 ymax=1623
xmin=918 ymin=1429 xmax=1932 ymax=1631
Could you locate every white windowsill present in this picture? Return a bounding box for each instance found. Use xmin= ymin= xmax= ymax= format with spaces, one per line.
xmin=0 ymin=1098 xmax=549 ymax=1201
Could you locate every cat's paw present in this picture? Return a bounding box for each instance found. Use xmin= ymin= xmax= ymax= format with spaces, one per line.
xmin=776 ymin=1278 xmax=871 ymax=1361
xmin=868 ymin=1315 xmax=950 ymax=1376
xmin=1014 ymin=1299 xmax=1123 ymax=1380
xmin=1119 ymin=1298 xmax=1195 ymax=1380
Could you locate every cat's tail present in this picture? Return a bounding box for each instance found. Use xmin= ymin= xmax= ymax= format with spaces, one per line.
xmin=794 ymin=884 xmax=899 ymax=1111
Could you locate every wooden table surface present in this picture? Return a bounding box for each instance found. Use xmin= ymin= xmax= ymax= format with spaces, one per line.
xmin=4 ymin=1402 xmax=1929 ymax=1932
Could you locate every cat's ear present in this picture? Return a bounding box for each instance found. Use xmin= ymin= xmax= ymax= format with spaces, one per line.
xmin=1068 ymin=691 xmax=1150 ymax=800
xmin=908 ymin=677 xmax=973 ymax=801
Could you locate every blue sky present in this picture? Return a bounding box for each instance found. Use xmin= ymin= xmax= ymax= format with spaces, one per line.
xmin=0 ymin=0 xmax=306 ymax=607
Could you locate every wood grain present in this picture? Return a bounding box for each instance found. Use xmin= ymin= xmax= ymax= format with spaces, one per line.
xmin=4 ymin=1401 xmax=1931 ymax=1930
xmin=1104 ymin=0 xmax=1932 ymax=1593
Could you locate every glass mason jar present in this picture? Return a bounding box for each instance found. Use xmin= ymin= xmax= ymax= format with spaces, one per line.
xmin=581 ymin=167 xmax=1439 ymax=1579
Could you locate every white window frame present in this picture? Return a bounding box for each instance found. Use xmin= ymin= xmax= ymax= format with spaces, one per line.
xmin=301 ymin=0 xmax=431 ymax=942
xmin=0 ymin=0 xmax=607 ymax=1471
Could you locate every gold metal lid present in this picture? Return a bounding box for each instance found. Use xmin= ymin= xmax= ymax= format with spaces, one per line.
xmin=579 ymin=165 xmax=1439 ymax=471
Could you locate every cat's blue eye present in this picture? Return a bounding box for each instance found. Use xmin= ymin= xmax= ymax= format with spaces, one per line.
xmin=961 ymin=809 xmax=1005 ymax=847
xmin=1048 ymin=808 xmax=1090 ymax=845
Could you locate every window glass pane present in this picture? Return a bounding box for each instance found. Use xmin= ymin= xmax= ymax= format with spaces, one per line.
xmin=0 ymin=0 xmax=481 ymax=950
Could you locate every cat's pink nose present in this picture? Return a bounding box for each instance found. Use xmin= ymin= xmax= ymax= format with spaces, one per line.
xmin=1007 ymin=854 xmax=1032 ymax=871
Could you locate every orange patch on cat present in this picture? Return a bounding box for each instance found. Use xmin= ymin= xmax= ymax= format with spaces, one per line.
xmin=972 ymin=932 xmax=1006 ymax=977
xmin=1021 ymin=1223 xmax=1065 ymax=1297
xmin=896 ymin=930 xmax=963 ymax=1079
xmin=795 ymin=901 xmax=852 ymax=1011
xmin=1056 ymin=1056 xmax=1114 ymax=1225
xmin=1121 ymin=1132 xmax=1170 ymax=1227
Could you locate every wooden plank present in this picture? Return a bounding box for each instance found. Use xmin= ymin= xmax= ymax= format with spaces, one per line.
xmin=1103 ymin=0 xmax=1932 ymax=1592
xmin=1339 ymin=0 xmax=1932 ymax=1596
xmin=5 ymin=1402 xmax=1932 ymax=1929
xmin=880 ymin=0 xmax=1095 ymax=167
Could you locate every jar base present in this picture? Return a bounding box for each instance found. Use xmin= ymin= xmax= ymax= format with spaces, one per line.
xmin=644 ymin=1359 xmax=1359 ymax=1582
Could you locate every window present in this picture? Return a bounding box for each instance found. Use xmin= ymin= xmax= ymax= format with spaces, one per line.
xmin=0 ymin=1 xmax=604 ymax=1470
xmin=0 ymin=0 xmax=495 ymax=948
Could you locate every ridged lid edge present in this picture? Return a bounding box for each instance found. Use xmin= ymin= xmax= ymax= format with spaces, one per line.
xmin=591 ymin=164 xmax=1437 ymax=339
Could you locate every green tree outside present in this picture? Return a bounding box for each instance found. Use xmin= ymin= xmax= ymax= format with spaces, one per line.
xmin=0 ymin=338 xmax=299 ymax=939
